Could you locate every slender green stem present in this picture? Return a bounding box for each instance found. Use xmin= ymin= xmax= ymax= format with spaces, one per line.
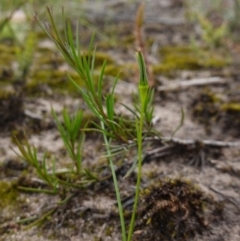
xmin=127 ymin=51 xmax=149 ymax=240
xmin=101 ymin=121 xmax=127 ymax=241
xmin=24 ymin=207 xmax=57 ymax=230
xmin=127 ymin=107 xmax=144 ymax=241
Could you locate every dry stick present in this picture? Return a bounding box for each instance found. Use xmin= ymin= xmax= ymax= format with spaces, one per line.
xmin=124 ymin=136 xmax=240 ymax=165
xmin=158 ymin=77 xmax=227 ymax=92
xmin=142 ymin=144 xmax=174 ymax=163
xmin=141 ymin=136 xmax=240 ymax=148
xmin=135 ymin=3 xmax=154 ymax=87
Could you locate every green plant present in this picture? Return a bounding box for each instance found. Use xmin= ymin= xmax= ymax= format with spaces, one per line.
xmin=52 ymin=108 xmax=85 ymax=175
xmin=185 ymin=0 xmax=230 ymax=49
xmin=14 ymin=138 xmax=59 ymax=194
xmin=15 ymin=6 xmax=158 ymax=240
xmin=127 ymin=50 xmax=151 ymax=241
xmin=0 ymin=0 xmax=39 ymax=82
xmin=0 ymin=0 xmax=25 ymax=34
xmin=196 ymin=13 xmax=228 ymax=49
xmin=186 ymin=0 xmax=240 ymax=30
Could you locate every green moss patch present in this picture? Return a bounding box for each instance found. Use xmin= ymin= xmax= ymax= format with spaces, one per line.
xmin=25 ymin=70 xmax=84 ymax=95
xmin=101 ymin=64 xmax=128 ymax=79
xmin=26 ymin=63 xmax=131 ymax=96
xmin=153 ymin=46 xmax=231 ymax=76
xmin=0 ymin=181 xmax=19 ymax=210
xmin=221 ymin=102 xmax=240 ymax=112
xmin=82 ymin=51 xmax=114 ymax=67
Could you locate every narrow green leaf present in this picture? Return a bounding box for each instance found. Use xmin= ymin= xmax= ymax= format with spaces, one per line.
xmin=171 ymin=107 xmax=185 ymax=138
xmin=84 ymin=168 xmax=99 ymax=181
xmin=18 ymin=186 xmax=57 ymax=194
xmin=123 ymin=157 xmax=138 ymax=179
xmin=97 ymin=61 xmax=106 ymax=104
xmin=121 ymin=103 xmax=140 ymax=119
xmin=111 ymin=72 xmax=120 ymax=96
xmin=106 ymin=94 xmax=114 ymax=122
xmin=136 ymin=51 xmax=148 ymax=87
xmin=88 ymin=33 xmax=96 ymax=66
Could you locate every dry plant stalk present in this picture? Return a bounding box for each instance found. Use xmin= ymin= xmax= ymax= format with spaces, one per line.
xmin=135 ymin=3 xmax=154 ymax=87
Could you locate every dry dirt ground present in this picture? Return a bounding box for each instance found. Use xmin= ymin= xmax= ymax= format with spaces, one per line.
xmin=1 ymin=0 xmax=240 ymax=240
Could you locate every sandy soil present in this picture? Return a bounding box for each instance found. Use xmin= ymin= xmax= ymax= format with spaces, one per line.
xmin=1 ymin=0 xmax=240 ymax=240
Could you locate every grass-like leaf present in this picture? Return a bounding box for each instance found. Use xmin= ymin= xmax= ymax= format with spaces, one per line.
xmin=52 ymin=108 xmax=84 ymax=175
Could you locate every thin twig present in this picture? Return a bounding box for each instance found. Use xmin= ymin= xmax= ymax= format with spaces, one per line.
xmin=208 ymin=186 xmax=240 ymax=213
xmin=141 ymin=136 xmax=240 ymax=148
xmin=158 ymin=77 xmax=227 ymax=92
